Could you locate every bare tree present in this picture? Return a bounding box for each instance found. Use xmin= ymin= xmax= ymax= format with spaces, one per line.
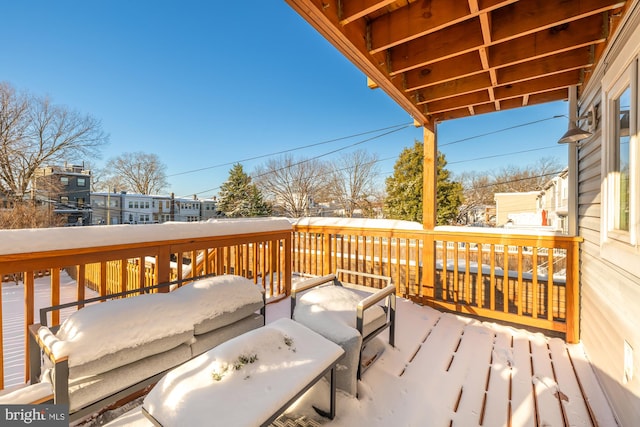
xmin=456 ymin=157 xmax=564 ymax=224
xmin=327 ymin=149 xmax=380 ymax=218
xmin=253 ymin=154 xmax=329 ymax=217
xmin=491 ymin=157 xmax=563 ymax=193
xmin=0 ymin=82 xmax=108 ymax=200
xmin=103 ymin=152 xmax=168 ymax=195
xmin=0 ymin=201 xmax=65 ymax=229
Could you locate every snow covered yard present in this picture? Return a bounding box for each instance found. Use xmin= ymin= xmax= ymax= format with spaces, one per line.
xmin=96 ymin=294 xmax=616 ymax=427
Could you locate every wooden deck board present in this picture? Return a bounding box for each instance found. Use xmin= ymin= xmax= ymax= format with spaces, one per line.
xmin=511 ymin=333 xmax=537 ymax=427
xmin=566 ymin=343 xmax=619 ymax=427
xmin=548 ymin=338 xmax=593 ymax=426
xmin=530 ymin=333 xmax=565 ymax=426
xmin=450 ymin=324 xmax=495 ymax=426
xmin=482 ymin=326 xmax=513 ymax=427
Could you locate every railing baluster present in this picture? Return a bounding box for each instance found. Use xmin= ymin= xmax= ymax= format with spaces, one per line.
xmin=51 ymin=268 xmax=61 ymax=326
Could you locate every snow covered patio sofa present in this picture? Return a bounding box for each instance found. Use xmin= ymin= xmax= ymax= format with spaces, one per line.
xmin=28 ymin=274 xmax=265 ymax=421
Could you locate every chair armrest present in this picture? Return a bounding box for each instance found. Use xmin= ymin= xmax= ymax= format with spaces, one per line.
xmin=28 ymin=324 xmax=70 ymax=406
xmin=290 ymin=274 xmax=337 ymax=316
xmin=30 ymin=324 xmax=69 ymax=364
xmin=356 ymin=284 xmax=396 ymax=347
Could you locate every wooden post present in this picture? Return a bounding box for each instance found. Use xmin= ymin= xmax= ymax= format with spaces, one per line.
xmin=24 ymin=271 xmax=34 ymax=382
xmin=422 ymin=126 xmax=437 ymax=302
xmin=0 ymin=268 xmax=4 ymax=389
xmin=51 ymin=268 xmax=61 ymax=327
xmin=323 ymin=233 xmax=331 ymax=276
xmin=156 ymin=247 xmax=171 ymax=291
xmin=566 ymin=240 xmax=580 ymax=343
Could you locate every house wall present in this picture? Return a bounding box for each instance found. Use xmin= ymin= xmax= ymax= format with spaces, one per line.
xmin=494 ymin=191 xmax=539 ymax=226
xmin=577 ymin=3 xmax=640 ymax=425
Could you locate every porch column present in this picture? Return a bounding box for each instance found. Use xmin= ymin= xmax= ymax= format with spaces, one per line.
xmin=567 ymin=86 xmax=579 ymax=236
xmin=422 ymin=126 xmax=436 ymax=229
xmin=422 ymin=126 xmax=436 ymax=302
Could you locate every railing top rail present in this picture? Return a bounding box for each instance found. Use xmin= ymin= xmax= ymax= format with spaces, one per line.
xmin=0 ymin=218 xmax=292 ymax=259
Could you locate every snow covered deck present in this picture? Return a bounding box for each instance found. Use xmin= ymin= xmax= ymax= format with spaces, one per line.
xmin=95 ymin=291 xmax=616 ymax=427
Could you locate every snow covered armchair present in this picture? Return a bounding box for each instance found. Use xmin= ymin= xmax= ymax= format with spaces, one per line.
xmin=290 ymin=270 xmax=396 ymax=396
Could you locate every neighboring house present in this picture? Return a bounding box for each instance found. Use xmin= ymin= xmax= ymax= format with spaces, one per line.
xmin=121 ymin=193 xmax=155 ymax=224
xmin=574 ymin=6 xmax=640 ymax=424
xmin=494 ymin=191 xmax=540 ymax=227
xmin=153 ymin=195 xmax=173 ymax=223
xmin=91 ymin=192 xmax=123 ymax=225
xmin=200 ymin=198 xmax=219 ymax=220
xmin=537 ymin=167 xmax=570 ymax=233
xmin=174 ymin=196 xmax=201 ymax=222
xmin=34 ymin=164 xmax=92 ymax=225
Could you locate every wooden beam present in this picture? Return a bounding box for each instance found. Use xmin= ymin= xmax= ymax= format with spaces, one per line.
xmin=389 ymin=19 xmax=484 ymax=75
xmin=494 ymin=70 xmax=581 ymax=99
xmin=489 ymin=13 xmax=607 ymax=68
xmin=425 ymin=91 xmax=492 ymax=115
xmin=404 ymin=52 xmax=484 ymax=91
xmin=496 ymin=48 xmax=594 ymax=86
xmin=369 ymin=0 xmax=471 ymax=53
xmin=339 ymin=0 xmax=396 ymax=25
xmin=415 ymin=72 xmax=493 ymax=104
xmin=490 ymin=0 xmax=626 ymax=43
xmin=369 ymin=0 xmax=517 ymax=53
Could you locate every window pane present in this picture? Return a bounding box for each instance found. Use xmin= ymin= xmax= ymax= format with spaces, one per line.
xmin=614 ymin=86 xmax=631 ymax=231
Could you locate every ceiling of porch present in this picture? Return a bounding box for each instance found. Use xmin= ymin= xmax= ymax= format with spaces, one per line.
xmin=285 ymin=0 xmax=631 ymax=130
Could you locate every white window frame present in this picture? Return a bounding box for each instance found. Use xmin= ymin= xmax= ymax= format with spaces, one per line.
xmin=601 ymin=30 xmax=640 ymax=275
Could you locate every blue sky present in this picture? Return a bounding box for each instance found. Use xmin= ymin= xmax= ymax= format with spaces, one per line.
xmin=2 ymin=1 xmax=570 ymax=198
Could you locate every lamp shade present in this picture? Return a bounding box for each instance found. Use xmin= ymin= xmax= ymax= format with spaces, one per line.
xmin=557 ymin=127 xmax=593 ymax=144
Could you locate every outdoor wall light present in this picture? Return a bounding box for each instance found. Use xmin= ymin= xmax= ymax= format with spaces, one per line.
xmin=557 ymin=107 xmax=596 ymax=144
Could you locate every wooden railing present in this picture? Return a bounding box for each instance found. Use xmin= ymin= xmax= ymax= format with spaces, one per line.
xmin=0 ymin=221 xmax=291 ymax=390
xmin=291 ymin=222 xmax=582 ymax=344
xmin=0 ymin=218 xmax=582 ymax=391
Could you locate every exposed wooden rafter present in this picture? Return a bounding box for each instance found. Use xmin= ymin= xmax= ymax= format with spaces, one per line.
xmin=285 ymin=0 xmax=630 ymax=130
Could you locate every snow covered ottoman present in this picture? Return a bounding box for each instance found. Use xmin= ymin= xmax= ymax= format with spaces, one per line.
xmin=28 ymin=274 xmax=265 ymax=421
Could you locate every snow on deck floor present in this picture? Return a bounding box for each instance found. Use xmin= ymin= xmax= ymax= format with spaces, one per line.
xmin=98 ymin=297 xmax=617 ymax=427
xmin=1 ymin=273 xmax=99 ymax=387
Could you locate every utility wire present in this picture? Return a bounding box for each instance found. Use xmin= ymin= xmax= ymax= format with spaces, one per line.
xmin=448 ymin=144 xmax=563 ymax=165
xmin=183 ymin=125 xmax=411 ymax=197
xmin=439 ymin=115 xmax=565 ymax=147
xmin=168 ymin=122 xmax=413 ymax=178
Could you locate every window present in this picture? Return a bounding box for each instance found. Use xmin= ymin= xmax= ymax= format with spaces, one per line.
xmin=613 ymin=86 xmax=631 ymax=232
xmin=77 ymin=198 xmax=85 ymax=208
xmin=60 ymin=176 xmax=69 ymax=186
xmin=77 ymin=177 xmax=86 ymax=187
xmin=601 ymin=52 xmax=639 ymax=274
xmin=61 ymin=196 xmax=69 ymax=204
xmin=129 ymin=201 xmax=133 ymax=209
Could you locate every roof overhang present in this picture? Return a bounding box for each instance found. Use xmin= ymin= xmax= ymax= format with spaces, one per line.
xmin=285 ymin=0 xmax=631 ymax=130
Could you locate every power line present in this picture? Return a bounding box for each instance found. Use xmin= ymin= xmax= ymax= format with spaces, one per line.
xmin=439 ymin=115 xmax=565 ymax=147
xmin=168 ymin=122 xmax=413 ymax=178
xmin=183 ymin=125 xmax=411 ymax=197
xmin=448 ymin=144 xmax=563 ymax=165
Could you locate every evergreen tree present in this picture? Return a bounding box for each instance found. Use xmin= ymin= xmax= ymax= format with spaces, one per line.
xmin=384 ymin=140 xmax=463 ymax=225
xmin=436 ymin=152 xmax=463 ymax=225
xmin=384 ymin=140 xmax=424 ymax=223
xmin=217 ymin=164 xmax=272 ymax=217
